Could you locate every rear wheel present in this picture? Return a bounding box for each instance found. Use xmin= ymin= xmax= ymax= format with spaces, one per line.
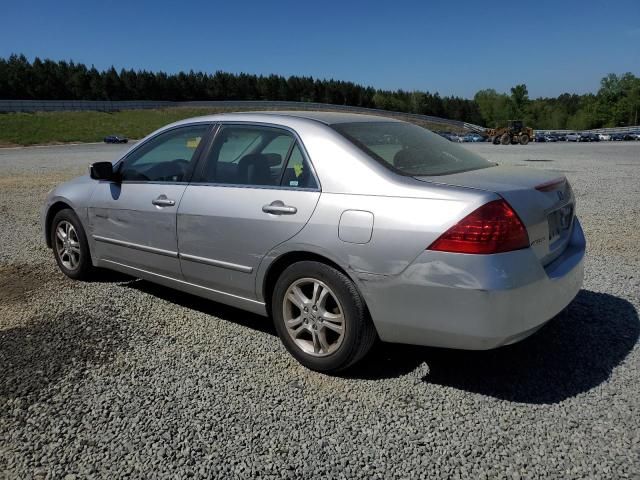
xmin=519 ymin=134 xmax=530 ymax=145
xmin=51 ymin=209 xmax=94 ymax=280
xmin=272 ymin=261 xmax=376 ymax=372
xmin=500 ymin=133 xmax=511 ymax=145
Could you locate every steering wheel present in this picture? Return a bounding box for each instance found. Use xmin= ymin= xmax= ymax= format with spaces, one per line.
xmin=173 ymin=159 xmax=189 ymax=169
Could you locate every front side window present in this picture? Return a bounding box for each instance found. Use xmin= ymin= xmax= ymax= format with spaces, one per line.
xmin=118 ymin=124 xmax=210 ymax=182
xmin=199 ymin=125 xmax=317 ymax=189
xmin=332 ymin=121 xmax=493 ymax=176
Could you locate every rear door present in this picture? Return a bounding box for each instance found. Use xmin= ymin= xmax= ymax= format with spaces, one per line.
xmin=177 ymin=124 xmax=321 ymax=300
xmin=89 ymin=123 xmax=211 ymax=277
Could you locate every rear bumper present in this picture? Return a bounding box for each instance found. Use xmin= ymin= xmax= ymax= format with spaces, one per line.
xmin=359 ymin=218 xmax=586 ymax=349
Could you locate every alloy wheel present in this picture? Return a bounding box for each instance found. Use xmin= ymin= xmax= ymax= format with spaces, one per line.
xmin=55 ymin=220 xmax=81 ymax=270
xmin=282 ymin=278 xmax=345 ymax=357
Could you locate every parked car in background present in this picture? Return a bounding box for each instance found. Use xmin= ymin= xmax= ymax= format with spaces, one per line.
xmin=535 ymin=133 xmax=546 ymax=142
xmin=579 ymin=132 xmax=599 ymax=142
xmin=611 ymin=132 xmax=625 ymax=141
xmin=41 ymin=111 xmax=585 ymax=372
xmin=630 ymin=131 xmax=640 ymax=140
xmin=554 ymin=133 xmax=567 ymax=141
xmin=435 ymin=131 xmax=461 ymax=142
xmin=104 ymin=135 xmax=129 ymax=144
xmin=598 ymin=133 xmax=611 ymax=141
xmin=566 ymin=132 xmax=581 ymax=142
xmin=463 ymin=133 xmax=485 ymax=143
xmin=544 ymin=135 xmax=557 ymax=142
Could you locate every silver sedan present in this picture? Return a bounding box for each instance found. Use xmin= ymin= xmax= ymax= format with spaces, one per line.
xmin=42 ymin=112 xmax=585 ymax=372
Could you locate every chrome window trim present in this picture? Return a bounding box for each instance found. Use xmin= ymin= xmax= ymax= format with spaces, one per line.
xmin=192 ymin=121 xmax=322 ymax=192
xmin=184 ymin=182 xmax=319 ymax=192
xmin=98 ymin=180 xmax=191 ymax=186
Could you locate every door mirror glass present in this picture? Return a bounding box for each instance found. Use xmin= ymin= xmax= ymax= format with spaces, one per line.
xmin=89 ymin=162 xmax=114 ymax=181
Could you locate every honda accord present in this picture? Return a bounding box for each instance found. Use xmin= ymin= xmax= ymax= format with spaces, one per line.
xmin=42 ymin=112 xmax=585 ymax=372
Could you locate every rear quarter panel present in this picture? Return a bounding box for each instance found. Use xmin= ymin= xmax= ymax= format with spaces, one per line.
xmin=255 ymin=185 xmax=497 ymax=301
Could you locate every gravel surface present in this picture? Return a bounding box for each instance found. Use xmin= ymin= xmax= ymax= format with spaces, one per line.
xmin=1 ymin=141 xmax=639 ymax=479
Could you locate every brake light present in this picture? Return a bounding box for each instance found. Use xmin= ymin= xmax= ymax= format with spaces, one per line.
xmin=427 ymin=199 xmax=529 ymax=254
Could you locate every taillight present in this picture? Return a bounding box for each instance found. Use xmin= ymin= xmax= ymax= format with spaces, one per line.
xmin=427 ymin=199 xmax=529 ymax=254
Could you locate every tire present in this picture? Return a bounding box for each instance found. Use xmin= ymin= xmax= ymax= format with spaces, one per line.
xmin=500 ymin=133 xmax=511 ymax=145
xmin=271 ymin=261 xmax=377 ymax=372
xmin=50 ymin=208 xmax=94 ymax=280
xmin=519 ymin=134 xmax=530 ymax=145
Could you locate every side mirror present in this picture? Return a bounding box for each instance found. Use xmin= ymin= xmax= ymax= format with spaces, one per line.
xmin=89 ymin=162 xmax=115 ymax=181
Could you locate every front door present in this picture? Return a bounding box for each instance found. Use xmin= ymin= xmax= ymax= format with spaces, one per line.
xmin=89 ymin=123 xmax=211 ymax=277
xmin=177 ymin=124 xmax=321 ymax=300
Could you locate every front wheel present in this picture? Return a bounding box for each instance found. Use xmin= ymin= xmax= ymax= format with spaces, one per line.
xmin=51 ymin=209 xmax=94 ymax=280
xmin=519 ymin=134 xmax=530 ymax=145
xmin=272 ymin=261 xmax=377 ymax=372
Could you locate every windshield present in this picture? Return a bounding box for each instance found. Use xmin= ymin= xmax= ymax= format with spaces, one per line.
xmin=332 ymin=121 xmax=494 ymax=176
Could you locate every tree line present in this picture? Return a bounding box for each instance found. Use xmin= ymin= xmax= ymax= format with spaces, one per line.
xmin=1 ymin=54 xmax=638 ymax=130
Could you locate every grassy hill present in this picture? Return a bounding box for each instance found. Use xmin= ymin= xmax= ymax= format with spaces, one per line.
xmin=0 ymin=107 xmax=464 ymax=147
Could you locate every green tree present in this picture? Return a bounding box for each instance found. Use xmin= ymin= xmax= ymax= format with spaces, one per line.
xmin=474 ymin=89 xmax=514 ymax=127
xmin=1 ymin=53 xmax=638 ymax=129
xmin=510 ymin=84 xmax=529 ymax=118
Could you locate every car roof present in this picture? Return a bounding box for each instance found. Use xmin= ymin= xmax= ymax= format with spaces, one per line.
xmin=170 ymin=110 xmax=405 ymax=128
xmin=250 ymin=110 xmax=403 ymax=124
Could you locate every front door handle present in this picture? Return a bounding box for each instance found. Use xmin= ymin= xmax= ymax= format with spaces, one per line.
xmin=262 ymin=200 xmax=297 ymax=215
xmin=152 ymin=195 xmax=176 ymax=207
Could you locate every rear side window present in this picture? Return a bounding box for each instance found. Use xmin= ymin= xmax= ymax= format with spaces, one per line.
xmin=332 ymin=121 xmax=493 ymax=176
xmin=198 ymin=125 xmax=318 ymax=189
xmin=281 ymin=144 xmax=318 ymax=189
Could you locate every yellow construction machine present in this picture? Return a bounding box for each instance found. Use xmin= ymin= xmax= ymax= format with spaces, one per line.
xmin=486 ymin=120 xmax=533 ymax=145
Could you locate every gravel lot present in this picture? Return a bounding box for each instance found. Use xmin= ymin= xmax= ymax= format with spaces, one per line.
xmin=1 ymin=141 xmax=639 ymax=479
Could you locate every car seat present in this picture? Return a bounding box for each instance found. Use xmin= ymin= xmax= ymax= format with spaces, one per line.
xmin=238 ymin=154 xmax=273 ymax=185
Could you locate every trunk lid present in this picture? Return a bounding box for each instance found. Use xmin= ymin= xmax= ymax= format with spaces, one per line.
xmin=416 ymin=166 xmax=575 ymax=265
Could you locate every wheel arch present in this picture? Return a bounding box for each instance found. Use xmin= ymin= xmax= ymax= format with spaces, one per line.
xmin=261 ymin=250 xmax=371 ymax=320
xmin=45 ymin=201 xmax=74 ymax=248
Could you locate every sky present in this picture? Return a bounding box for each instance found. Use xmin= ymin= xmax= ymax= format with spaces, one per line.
xmin=2 ymin=0 xmax=639 ymax=99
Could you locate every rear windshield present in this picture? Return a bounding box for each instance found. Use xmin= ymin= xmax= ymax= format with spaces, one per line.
xmin=332 ymin=121 xmax=494 ymax=176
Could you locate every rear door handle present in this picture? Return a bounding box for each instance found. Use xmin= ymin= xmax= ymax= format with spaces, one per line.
xmin=262 ymin=200 xmax=297 ymax=215
xmin=152 ymin=195 xmax=176 ymax=207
